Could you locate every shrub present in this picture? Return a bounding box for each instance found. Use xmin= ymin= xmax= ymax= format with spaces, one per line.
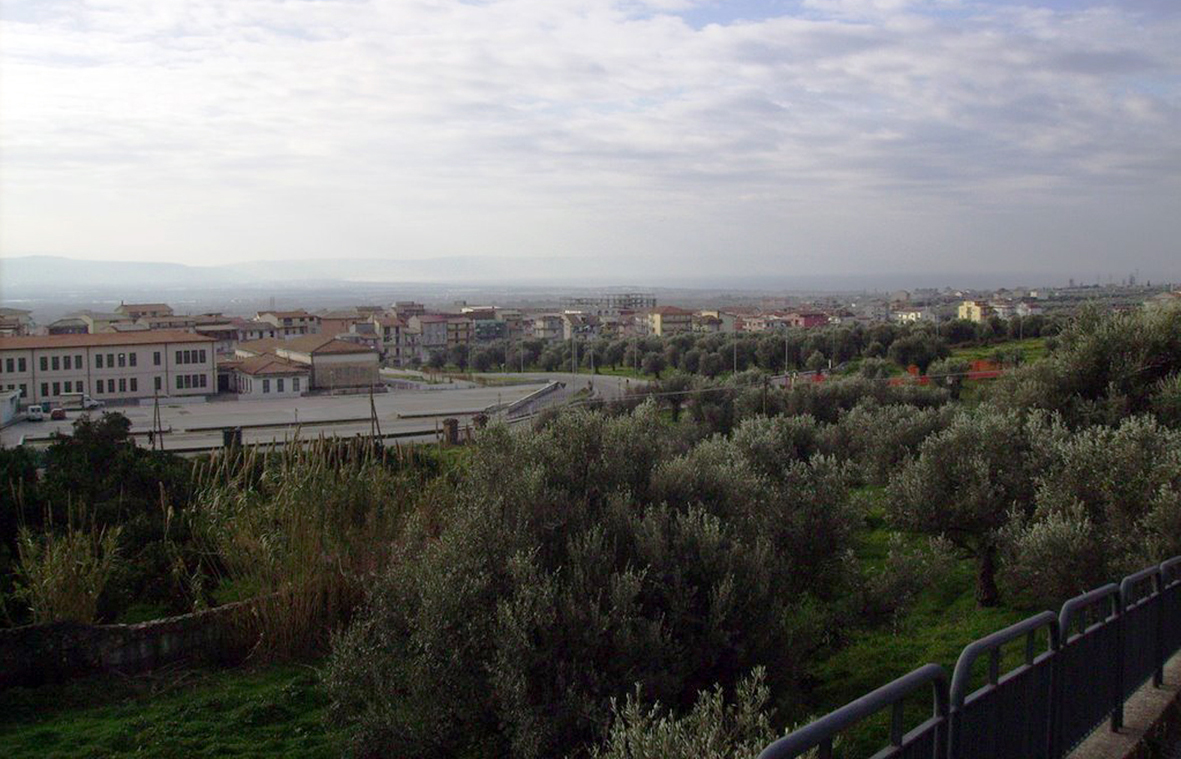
xmin=326 ymin=407 xmax=857 ymax=759
xmin=589 ymin=669 xmax=781 ymax=759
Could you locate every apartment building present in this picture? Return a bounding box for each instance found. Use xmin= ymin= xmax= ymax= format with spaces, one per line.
xmin=646 ymin=306 xmax=693 ymax=337
xmin=256 ymin=310 xmax=322 ymax=339
xmin=0 ymin=331 xmax=216 ymax=406
xmin=958 ymin=301 xmax=992 ymax=322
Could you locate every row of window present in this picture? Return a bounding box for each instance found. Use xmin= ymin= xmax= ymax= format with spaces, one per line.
xmin=3 ymin=383 xmax=28 ymax=397
xmin=240 ymin=377 xmax=301 ymax=394
xmin=175 ymin=349 xmax=208 ymax=365
xmin=176 ymin=374 xmax=208 ymax=390
xmin=1 ymin=349 xmax=210 ymax=374
xmin=29 ymin=372 xmax=211 ymax=398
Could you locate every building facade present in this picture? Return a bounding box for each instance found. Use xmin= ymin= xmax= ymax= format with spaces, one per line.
xmin=0 ymin=331 xmax=216 ymax=406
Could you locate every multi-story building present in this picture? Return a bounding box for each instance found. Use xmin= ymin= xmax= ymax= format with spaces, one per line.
xmin=785 ymin=312 xmax=829 ymax=329
xmin=444 ymin=314 xmax=472 ymax=347
xmin=256 ymin=310 xmax=321 ymax=339
xmin=370 ymin=316 xmax=408 ymax=363
xmin=560 ymin=293 xmax=656 ymax=317
xmin=0 ymin=308 xmax=34 ymax=337
xmin=391 ymin=301 xmax=426 ymax=320
xmin=531 ymin=314 xmax=564 ymax=341
xmin=0 ymin=331 xmax=216 ymax=406
xmin=646 ymin=306 xmax=693 ymax=337
xmin=408 ymin=314 xmax=449 ymax=358
xmin=76 ymin=311 xmax=135 ymax=333
xmin=957 ymin=301 xmax=992 ymax=323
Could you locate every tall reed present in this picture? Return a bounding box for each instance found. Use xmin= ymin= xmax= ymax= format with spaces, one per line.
xmin=15 ymin=506 xmax=121 ymax=625
xmin=191 ymin=436 xmax=414 ymax=660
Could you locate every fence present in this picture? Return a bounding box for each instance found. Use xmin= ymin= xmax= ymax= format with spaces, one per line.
xmin=758 ymin=556 xmax=1181 ymax=759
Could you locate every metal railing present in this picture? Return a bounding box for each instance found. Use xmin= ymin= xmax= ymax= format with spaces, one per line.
xmin=757 ymin=556 xmax=1181 ymax=759
xmin=758 ymin=664 xmax=948 ymax=759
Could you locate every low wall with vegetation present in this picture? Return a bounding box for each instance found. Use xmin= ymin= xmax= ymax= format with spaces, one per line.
xmin=0 ymin=601 xmax=249 ymax=690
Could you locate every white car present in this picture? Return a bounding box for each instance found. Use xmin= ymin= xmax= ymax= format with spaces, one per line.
xmin=26 ymin=406 xmax=45 ymax=422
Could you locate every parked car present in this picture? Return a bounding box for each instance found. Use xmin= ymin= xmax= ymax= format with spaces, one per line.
xmin=26 ymin=406 xmax=45 ymax=422
xmin=50 ymin=408 xmax=67 ymax=421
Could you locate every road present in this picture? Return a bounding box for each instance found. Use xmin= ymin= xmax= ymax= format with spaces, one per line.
xmin=0 ymin=372 xmax=645 ymax=452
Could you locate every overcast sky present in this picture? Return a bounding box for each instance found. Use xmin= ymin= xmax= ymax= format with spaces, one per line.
xmin=1 ymin=0 xmax=1178 ymax=284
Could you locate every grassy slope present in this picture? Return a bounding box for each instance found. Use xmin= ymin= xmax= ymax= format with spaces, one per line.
xmin=0 ymin=663 xmax=339 ymax=758
xmin=950 ymin=337 xmax=1048 ymax=364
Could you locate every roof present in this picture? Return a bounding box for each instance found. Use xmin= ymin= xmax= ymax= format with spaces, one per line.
xmin=651 ymin=306 xmax=692 ymax=316
xmin=231 ymin=355 xmax=310 ymax=376
xmin=239 ymin=335 xmax=377 ymax=356
xmin=0 ymin=330 xmax=215 ymax=350
xmin=119 ymin=303 xmax=171 ymax=311
xmin=258 ymin=310 xmax=317 ymax=319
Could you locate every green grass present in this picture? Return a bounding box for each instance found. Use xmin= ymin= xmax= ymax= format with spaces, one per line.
xmin=950 ymin=337 xmax=1048 ymax=364
xmin=0 ymin=663 xmax=340 ymax=758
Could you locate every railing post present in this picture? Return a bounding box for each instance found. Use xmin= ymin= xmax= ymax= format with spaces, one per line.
xmin=1113 ymin=590 xmax=1125 ymax=732
xmin=1154 ymin=571 xmax=1164 ymax=688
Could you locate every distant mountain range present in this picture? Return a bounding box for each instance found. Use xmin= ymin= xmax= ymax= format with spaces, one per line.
xmin=0 ymin=254 xmax=1078 ymax=298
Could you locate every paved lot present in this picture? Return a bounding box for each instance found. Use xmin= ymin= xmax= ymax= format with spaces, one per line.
xmin=0 ymin=372 xmax=642 ymax=452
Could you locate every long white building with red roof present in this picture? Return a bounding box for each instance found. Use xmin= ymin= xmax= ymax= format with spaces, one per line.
xmin=0 ymin=330 xmax=217 ymax=406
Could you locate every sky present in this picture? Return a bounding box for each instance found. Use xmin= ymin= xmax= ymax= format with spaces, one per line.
xmin=1 ymin=0 xmax=1178 ymax=285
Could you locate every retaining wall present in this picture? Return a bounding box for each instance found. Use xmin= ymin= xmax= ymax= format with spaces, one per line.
xmin=0 ymin=601 xmax=250 ymax=690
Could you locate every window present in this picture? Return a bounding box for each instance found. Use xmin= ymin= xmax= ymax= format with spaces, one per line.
xmin=277 ymin=378 xmax=284 ymax=392
xmin=41 ymin=383 xmax=48 ymax=397
xmin=119 ymin=379 xmax=126 ymax=392
xmin=129 ymin=352 xmax=137 ymax=367
xmin=107 ymin=353 xmax=114 ymax=367
xmin=96 ymin=354 xmax=104 ymax=369
xmin=108 ymin=379 xmax=115 ymax=392
xmin=63 ymin=355 xmax=71 ymax=370
xmin=154 ymin=377 xmax=161 ymax=391
xmin=4 ymin=358 xmax=12 ymax=372
xmin=184 ymin=375 xmax=193 ymax=389
xmin=262 ymin=379 xmax=270 ymax=393
xmin=40 ymin=357 xmax=48 ymax=371
xmin=18 ymin=359 xmax=25 ymax=371
xmin=153 ymin=351 xmax=161 ymax=366
xmin=19 ymin=384 xmax=26 ymax=397
xmin=95 ymin=382 xmax=102 ymax=394
xmin=175 ymin=350 xmax=182 ymax=365
xmin=199 ymin=374 xmax=207 ymax=388
xmin=199 ymin=350 xmax=207 ymax=363
xmin=130 ymin=378 xmax=137 ymax=392
xmin=293 ymin=378 xmax=300 ymax=392
xmin=52 ymin=382 xmax=60 ymax=395
xmin=76 ymin=354 xmax=82 ymax=368
xmin=176 ymin=375 xmax=183 ymax=390
xmin=118 ymin=353 xmax=126 ymax=368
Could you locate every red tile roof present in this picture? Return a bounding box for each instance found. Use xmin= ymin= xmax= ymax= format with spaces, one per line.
xmin=0 ymin=331 xmax=215 ymax=350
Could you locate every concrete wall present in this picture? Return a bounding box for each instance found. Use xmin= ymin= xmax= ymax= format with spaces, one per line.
xmin=0 ymin=602 xmax=250 ymax=690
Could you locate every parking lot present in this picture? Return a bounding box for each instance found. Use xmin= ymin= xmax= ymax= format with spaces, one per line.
xmin=0 ymin=372 xmax=640 ymax=452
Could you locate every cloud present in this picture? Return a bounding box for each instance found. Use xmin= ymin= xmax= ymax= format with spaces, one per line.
xmin=0 ymin=0 xmax=1178 ymax=281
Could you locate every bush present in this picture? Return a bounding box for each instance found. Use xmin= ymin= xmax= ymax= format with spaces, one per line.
xmin=326 ymin=406 xmax=857 ymax=759
xmin=589 ymin=669 xmax=781 ymax=759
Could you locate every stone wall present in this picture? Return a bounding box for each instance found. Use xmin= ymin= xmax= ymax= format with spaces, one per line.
xmin=0 ymin=601 xmax=251 ymax=690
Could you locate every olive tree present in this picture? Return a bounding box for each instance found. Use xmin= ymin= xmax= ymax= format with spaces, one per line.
xmin=886 ymin=407 xmax=1044 ymax=606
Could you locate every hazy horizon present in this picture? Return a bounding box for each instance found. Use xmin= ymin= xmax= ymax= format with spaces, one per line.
xmin=2 ymin=0 xmax=1179 ymax=282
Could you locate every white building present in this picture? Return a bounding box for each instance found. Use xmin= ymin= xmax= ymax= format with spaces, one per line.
xmin=0 ymin=331 xmax=217 ymax=406
xmin=228 ymin=355 xmax=310 ymax=399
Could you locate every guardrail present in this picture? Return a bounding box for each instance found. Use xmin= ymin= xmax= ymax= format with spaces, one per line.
xmin=757 ymin=556 xmax=1181 ymax=759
